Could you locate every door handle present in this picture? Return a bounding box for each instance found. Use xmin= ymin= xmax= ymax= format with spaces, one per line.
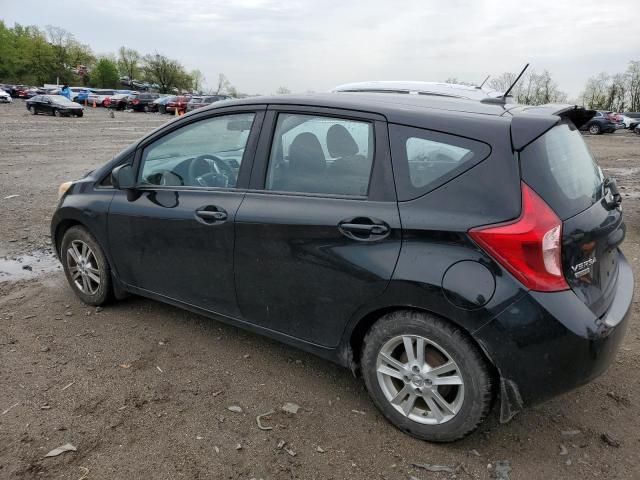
xmin=339 ymin=223 xmax=389 ymax=235
xmin=195 ymin=207 xmax=227 ymax=224
xmin=338 ymin=218 xmax=390 ymax=241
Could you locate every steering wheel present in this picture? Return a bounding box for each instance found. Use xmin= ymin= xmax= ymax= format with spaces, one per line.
xmin=188 ymin=154 xmax=235 ymax=187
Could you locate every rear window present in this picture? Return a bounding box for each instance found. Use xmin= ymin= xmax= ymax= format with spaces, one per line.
xmin=520 ymin=122 xmax=603 ymax=219
xmin=389 ymin=124 xmax=491 ymax=201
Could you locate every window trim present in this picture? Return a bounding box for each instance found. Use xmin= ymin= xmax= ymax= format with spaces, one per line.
xmin=249 ymin=109 xmax=379 ymax=200
xmin=131 ymin=108 xmax=265 ymax=191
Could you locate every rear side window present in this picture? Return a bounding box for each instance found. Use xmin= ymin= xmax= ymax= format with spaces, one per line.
xmin=520 ymin=122 xmax=603 ymax=219
xmin=389 ymin=124 xmax=491 ymax=201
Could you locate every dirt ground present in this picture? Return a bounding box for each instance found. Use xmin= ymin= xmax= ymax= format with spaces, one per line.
xmin=1 ymin=99 xmax=639 ymax=480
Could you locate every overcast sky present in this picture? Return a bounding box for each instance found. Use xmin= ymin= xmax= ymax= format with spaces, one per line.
xmin=2 ymin=0 xmax=639 ymax=97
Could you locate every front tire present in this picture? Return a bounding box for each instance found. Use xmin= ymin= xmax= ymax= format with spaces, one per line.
xmin=61 ymin=226 xmax=112 ymax=306
xmin=53 ymin=109 xmax=61 ymax=117
xmin=76 ymin=111 xmax=84 ymax=117
xmin=361 ymin=311 xmax=493 ymax=442
xmin=588 ymin=123 xmax=601 ymax=135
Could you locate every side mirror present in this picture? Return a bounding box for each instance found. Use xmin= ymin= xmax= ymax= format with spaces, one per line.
xmin=111 ymin=164 xmax=136 ymax=190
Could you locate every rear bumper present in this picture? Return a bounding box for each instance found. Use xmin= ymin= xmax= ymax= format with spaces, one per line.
xmin=474 ymin=251 xmax=633 ymax=407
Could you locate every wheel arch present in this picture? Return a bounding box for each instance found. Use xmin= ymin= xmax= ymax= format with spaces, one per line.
xmin=345 ymin=305 xmax=499 ymax=381
xmin=53 ymin=219 xmax=85 ymax=258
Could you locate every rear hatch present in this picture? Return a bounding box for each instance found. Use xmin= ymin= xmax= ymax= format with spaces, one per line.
xmin=520 ymin=121 xmax=625 ymax=316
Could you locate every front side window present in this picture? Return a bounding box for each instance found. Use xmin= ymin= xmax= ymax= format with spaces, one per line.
xmin=390 ymin=124 xmax=491 ymax=200
xmin=266 ymin=113 xmax=374 ymax=196
xmin=139 ymin=113 xmax=255 ymax=188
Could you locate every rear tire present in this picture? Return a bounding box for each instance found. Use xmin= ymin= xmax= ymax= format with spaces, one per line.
xmin=53 ymin=109 xmax=61 ymax=117
xmin=361 ymin=310 xmax=493 ymax=442
xmin=61 ymin=226 xmax=112 ymax=306
xmin=588 ymin=123 xmax=601 ymax=135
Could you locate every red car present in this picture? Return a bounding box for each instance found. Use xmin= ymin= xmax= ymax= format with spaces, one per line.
xmin=165 ymin=95 xmax=190 ymax=114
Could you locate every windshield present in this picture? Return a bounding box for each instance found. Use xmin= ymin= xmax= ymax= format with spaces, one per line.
xmin=48 ymin=95 xmax=77 ymax=105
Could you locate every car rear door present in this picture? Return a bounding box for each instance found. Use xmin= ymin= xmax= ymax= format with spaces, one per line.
xmin=520 ymin=120 xmax=625 ymax=316
xmin=233 ymin=106 xmax=401 ymax=347
xmin=107 ymin=106 xmax=265 ymax=317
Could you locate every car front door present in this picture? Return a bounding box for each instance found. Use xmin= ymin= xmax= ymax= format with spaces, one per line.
xmin=107 ymin=106 xmax=265 ymax=317
xmin=234 ymin=108 xmax=402 ymax=347
xmin=42 ymin=96 xmax=54 ymax=114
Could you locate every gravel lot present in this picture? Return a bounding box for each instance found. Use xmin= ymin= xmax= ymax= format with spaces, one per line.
xmin=1 ymin=100 xmax=639 ymax=479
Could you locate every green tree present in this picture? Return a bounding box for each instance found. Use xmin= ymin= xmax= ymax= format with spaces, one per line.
xmin=142 ymin=53 xmax=191 ymax=93
xmin=90 ymin=58 xmax=120 ymax=88
xmin=190 ymin=69 xmax=205 ymax=92
xmin=117 ymin=46 xmax=140 ymax=80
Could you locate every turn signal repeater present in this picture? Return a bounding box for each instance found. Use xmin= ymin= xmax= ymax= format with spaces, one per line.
xmin=469 ymin=182 xmax=569 ymax=292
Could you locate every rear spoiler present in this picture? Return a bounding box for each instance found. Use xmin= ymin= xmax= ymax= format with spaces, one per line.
xmin=509 ymin=104 xmax=596 ymax=151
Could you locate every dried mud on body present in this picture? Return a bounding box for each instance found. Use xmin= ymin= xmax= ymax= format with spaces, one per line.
xmin=1 ymin=100 xmax=640 ymax=479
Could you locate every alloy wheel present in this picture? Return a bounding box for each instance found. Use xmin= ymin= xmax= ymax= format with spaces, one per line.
xmin=66 ymin=240 xmax=101 ymax=295
xmin=376 ymin=335 xmax=465 ymax=425
xmin=589 ymin=124 xmax=600 ymax=134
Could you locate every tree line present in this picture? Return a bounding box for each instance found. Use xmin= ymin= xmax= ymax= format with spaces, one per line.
xmin=0 ymin=21 xmax=232 ymax=95
xmin=1 ymin=21 xmax=638 ymax=109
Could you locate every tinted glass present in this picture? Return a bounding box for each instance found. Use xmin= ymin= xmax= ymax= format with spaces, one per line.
xmin=139 ymin=113 xmax=255 ymax=188
xmin=266 ymin=113 xmax=374 ymax=196
xmin=520 ymin=122 xmax=603 ymax=219
xmin=50 ymin=95 xmax=75 ymax=105
xmin=389 ymin=124 xmax=491 ymax=200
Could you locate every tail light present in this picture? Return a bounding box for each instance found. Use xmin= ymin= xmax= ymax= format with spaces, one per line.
xmin=132 ymin=99 xmax=139 ymax=105
xmin=469 ymin=182 xmax=568 ymax=292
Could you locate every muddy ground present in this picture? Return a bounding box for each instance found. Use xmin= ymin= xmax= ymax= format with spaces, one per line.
xmin=1 ymin=99 xmax=639 ymax=479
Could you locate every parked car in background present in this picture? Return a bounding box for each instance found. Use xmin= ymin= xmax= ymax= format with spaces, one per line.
xmin=126 ymin=92 xmax=160 ymax=112
xmin=579 ymin=111 xmax=618 ymax=134
xmin=0 ymin=89 xmax=12 ymax=103
xmin=622 ymin=112 xmax=640 ymax=130
xmin=22 ymin=88 xmax=42 ymax=99
xmin=104 ymin=93 xmax=130 ymax=110
xmin=185 ymin=96 xmax=203 ymax=111
xmin=87 ymin=89 xmax=116 ymax=106
xmin=71 ymin=88 xmax=93 ymax=104
xmin=51 ymin=87 xmax=632 ymax=442
xmin=150 ymin=95 xmax=174 ymax=113
xmin=186 ymin=95 xmax=231 ymax=112
xmin=165 ymin=95 xmax=190 ymax=114
xmin=26 ymin=95 xmax=84 ymax=117
xmin=10 ymin=85 xmax=29 ymax=98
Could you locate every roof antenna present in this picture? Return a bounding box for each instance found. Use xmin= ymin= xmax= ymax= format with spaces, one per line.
xmin=478 ymin=75 xmax=490 ymax=89
xmin=481 ymin=63 xmax=529 ymax=104
xmin=502 ymin=63 xmax=529 ymax=99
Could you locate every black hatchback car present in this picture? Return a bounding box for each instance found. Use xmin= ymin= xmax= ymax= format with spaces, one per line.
xmin=27 ymin=95 xmax=84 ymax=117
xmin=51 ymin=86 xmax=633 ymax=442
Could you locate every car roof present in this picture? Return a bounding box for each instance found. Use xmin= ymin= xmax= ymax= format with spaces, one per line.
xmin=333 ymin=80 xmax=505 ymax=101
xmin=215 ymin=92 xmax=513 ymax=117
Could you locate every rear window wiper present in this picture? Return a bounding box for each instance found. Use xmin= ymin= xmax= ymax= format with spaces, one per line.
xmin=603 ymin=176 xmax=622 ymax=209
